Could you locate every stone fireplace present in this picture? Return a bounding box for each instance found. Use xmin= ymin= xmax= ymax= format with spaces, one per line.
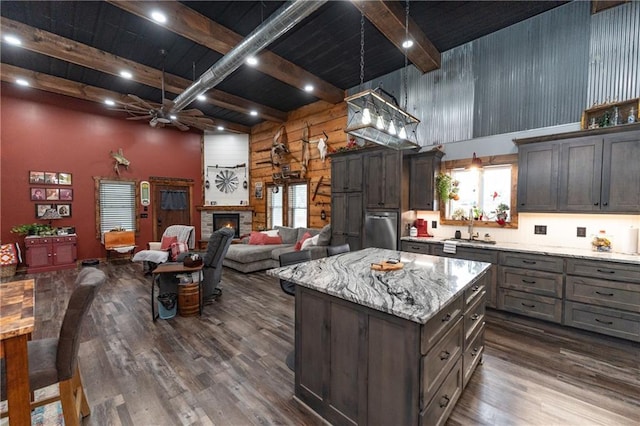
xmin=213 ymin=213 xmax=240 ymax=238
xmin=200 ymin=208 xmax=252 ymax=241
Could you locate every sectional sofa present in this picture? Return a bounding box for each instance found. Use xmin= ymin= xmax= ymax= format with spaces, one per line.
xmin=222 ymin=225 xmax=331 ymax=273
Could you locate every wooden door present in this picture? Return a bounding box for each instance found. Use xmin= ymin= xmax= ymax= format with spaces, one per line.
xmin=151 ymin=179 xmax=193 ymax=241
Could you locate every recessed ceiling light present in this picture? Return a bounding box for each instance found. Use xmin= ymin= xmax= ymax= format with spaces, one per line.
xmin=120 ymin=70 xmax=133 ymax=79
xmin=197 ymin=94 xmax=207 ymax=101
xmin=151 ymin=10 xmax=167 ymax=23
xmin=16 ymin=78 xmax=29 ymax=87
xmin=304 ymin=84 xmax=314 ymax=92
xmin=246 ymin=56 xmax=258 ymax=66
xmin=4 ymin=35 xmax=22 ymax=46
xmin=217 ymin=126 xmax=224 ymax=131
xmin=402 ymin=39 xmax=414 ymax=49
xmin=104 ymin=99 xmax=115 ymax=106
xmin=169 ymin=115 xmax=177 ymax=120
xmin=249 ymin=110 xmax=258 ymax=116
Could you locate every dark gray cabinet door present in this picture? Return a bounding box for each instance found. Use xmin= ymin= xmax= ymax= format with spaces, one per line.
xmin=331 ymin=153 xmax=363 ymax=193
xmin=517 ymin=142 xmax=559 ymax=211
xmin=602 ymin=131 xmax=640 ymax=212
xmin=331 ymin=192 xmax=363 ymax=250
xmin=365 ymin=149 xmax=401 ymax=209
xmin=558 ymin=136 xmax=603 ymax=211
xmin=409 ymin=151 xmax=443 ymax=210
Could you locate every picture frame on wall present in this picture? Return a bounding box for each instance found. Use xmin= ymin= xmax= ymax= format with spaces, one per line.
xmin=29 ymin=171 xmax=45 ymax=183
xmin=35 ymin=204 xmax=53 ymax=219
xmin=59 ymin=188 xmax=73 ymax=201
xmin=255 ymin=182 xmax=263 ymax=199
xmin=46 ymin=188 xmax=59 ymax=200
xmin=31 ymin=188 xmax=46 ymax=200
xmin=44 ymin=172 xmax=58 ymax=184
xmin=56 ymin=204 xmax=72 ymax=217
xmin=58 ymin=172 xmax=72 ymax=185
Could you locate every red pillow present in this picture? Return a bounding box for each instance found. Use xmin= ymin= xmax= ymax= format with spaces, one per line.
xmin=248 ymin=231 xmax=267 ymax=245
xmin=295 ymin=232 xmax=312 ymax=251
xmin=170 ymin=242 xmax=189 ymax=261
xmin=160 ymin=235 xmax=178 ymax=250
xmin=263 ymin=235 xmax=283 ymax=245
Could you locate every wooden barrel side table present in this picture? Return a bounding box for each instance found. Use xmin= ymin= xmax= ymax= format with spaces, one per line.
xmin=178 ymin=282 xmax=200 ymax=317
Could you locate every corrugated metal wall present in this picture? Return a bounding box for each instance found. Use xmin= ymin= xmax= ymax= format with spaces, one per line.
xmin=349 ymin=1 xmax=639 ymax=147
xmin=587 ymin=1 xmax=640 ymax=106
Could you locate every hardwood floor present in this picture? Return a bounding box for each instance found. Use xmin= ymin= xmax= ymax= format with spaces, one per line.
xmin=7 ymin=263 xmax=639 ymax=425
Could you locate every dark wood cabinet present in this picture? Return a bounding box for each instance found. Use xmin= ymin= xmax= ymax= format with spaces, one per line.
xmin=25 ymin=235 xmax=77 ymax=273
xmin=601 ymin=131 xmax=640 ymax=212
xmin=558 ymin=136 xmax=603 ymax=211
xmin=364 ymin=149 xmax=401 ymax=209
xmin=331 ymin=153 xmax=363 ymax=193
xmin=331 ymin=192 xmax=363 ymax=251
xmin=409 ymin=150 xmax=443 ymax=210
xmin=517 ymin=142 xmax=559 ymax=211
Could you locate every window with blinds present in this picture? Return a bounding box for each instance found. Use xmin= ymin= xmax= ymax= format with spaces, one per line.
xmin=98 ymin=180 xmax=136 ymax=234
xmin=288 ymin=183 xmax=307 ymax=228
xmin=266 ymin=182 xmax=308 ymax=228
xmin=267 ymin=185 xmax=284 ymax=229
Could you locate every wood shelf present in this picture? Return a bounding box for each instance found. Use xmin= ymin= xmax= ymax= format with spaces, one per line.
xmin=197 ymin=205 xmax=254 ymax=212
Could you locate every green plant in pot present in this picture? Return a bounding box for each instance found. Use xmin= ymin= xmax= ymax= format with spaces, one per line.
xmin=435 ymin=173 xmax=452 ymax=203
xmin=11 ymin=223 xmax=53 ymax=236
xmin=495 ymin=203 xmax=509 ymax=221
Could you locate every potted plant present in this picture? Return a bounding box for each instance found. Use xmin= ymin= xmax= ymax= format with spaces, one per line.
xmin=495 ymin=203 xmax=509 ymax=221
xmin=10 ymin=223 xmax=53 ymax=236
xmin=435 ymin=173 xmax=452 ymax=203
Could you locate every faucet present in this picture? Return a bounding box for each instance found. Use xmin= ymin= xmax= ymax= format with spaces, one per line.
xmin=468 ymin=208 xmax=478 ymax=240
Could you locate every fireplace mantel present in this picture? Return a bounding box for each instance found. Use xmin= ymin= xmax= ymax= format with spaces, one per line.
xmin=197 ymin=205 xmax=254 ymax=212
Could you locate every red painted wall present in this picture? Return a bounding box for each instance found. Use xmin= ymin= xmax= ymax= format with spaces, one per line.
xmin=1 ymin=83 xmax=203 ymax=261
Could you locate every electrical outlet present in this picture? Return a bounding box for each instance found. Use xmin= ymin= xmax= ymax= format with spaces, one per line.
xmin=431 ymin=221 xmax=437 ymax=229
xmin=534 ymin=225 xmax=547 ymax=235
xmin=577 ymin=227 xmax=586 ymax=237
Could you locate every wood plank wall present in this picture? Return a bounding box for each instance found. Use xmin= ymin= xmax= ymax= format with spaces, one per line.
xmin=249 ymin=100 xmax=347 ymax=230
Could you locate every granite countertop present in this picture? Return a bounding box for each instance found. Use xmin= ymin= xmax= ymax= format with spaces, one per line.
xmin=401 ymin=236 xmax=640 ymax=265
xmin=267 ymin=247 xmax=491 ymax=325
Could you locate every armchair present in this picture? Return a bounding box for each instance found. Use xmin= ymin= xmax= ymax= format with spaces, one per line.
xmin=132 ymin=225 xmax=195 ymax=273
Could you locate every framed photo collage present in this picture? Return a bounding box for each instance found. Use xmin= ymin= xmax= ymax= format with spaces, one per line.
xmin=29 ymin=171 xmax=73 ymax=219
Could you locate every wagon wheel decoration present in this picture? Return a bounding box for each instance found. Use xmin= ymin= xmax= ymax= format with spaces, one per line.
xmin=215 ymin=170 xmax=239 ymax=193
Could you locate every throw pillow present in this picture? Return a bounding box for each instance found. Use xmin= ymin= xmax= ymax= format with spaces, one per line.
xmin=275 ymin=226 xmax=298 ymax=244
xmin=317 ymin=224 xmax=332 ymax=246
xmin=170 ymin=242 xmax=189 ymax=260
xmin=261 ymin=229 xmax=279 ymax=237
xmin=248 ymin=231 xmax=267 ymax=245
xmin=263 ymin=235 xmax=283 ymax=245
xmin=301 ymin=234 xmax=319 ymax=250
xmin=160 ymin=235 xmax=178 ymax=250
xmin=295 ymin=232 xmax=312 ymax=251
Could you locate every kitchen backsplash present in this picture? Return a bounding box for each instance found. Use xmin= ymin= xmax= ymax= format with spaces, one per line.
xmin=414 ymin=211 xmax=640 ymax=254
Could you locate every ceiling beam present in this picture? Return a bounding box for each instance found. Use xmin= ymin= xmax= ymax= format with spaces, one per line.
xmin=0 ymin=17 xmax=286 ymax=123
xmin=352 ymin=0 xmax=441 ymax=73
xmin=0 ymin=63 xmax=250 ymax=134
xmin=106 ymin=0 xmax=345 ymax=104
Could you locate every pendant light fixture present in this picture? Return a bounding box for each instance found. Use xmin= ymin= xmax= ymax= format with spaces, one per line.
xmin=345 ymin=1 xmax=420 ymax=150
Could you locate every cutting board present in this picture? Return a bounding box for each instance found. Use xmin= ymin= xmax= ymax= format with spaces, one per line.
xmin=371 ymin=261 xmax=404 ymax=271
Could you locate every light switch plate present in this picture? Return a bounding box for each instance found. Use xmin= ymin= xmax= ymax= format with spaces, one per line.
xmin=534 ymin=225 xmax=547 ymax=235
xmin=577 ymin=227 xmax=586 ymax=237
xmin=431 ymin=221 xmax=437 ymax=229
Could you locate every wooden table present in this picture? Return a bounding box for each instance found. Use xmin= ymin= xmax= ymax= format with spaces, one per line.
xmin=0 ymin=279 xmax=35 ymax=426
xmin=151 ymin=263 xmax=203 ymax=321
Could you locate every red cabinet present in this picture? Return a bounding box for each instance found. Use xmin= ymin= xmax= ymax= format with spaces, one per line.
xmin=25 ymin=235 xmax=77 ymax=273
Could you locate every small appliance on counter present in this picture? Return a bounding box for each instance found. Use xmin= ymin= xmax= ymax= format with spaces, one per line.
xmin=414 ymin=219 xmax=432 ymax=237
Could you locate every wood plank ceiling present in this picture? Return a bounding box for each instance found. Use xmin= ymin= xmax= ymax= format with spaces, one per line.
xmin=0 ymin=1 xmax=567 ymax=133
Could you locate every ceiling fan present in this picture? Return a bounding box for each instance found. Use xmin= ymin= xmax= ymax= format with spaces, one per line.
xmin=114 ymin=50 xmax=214 ymax=131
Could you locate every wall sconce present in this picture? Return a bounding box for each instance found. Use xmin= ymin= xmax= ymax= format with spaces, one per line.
xmin=468 ymin=152 xmax=483 ymax=169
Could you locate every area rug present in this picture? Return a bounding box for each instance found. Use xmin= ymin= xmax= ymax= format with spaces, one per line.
xmin=0 ymin=402 xmax=63 ymax=426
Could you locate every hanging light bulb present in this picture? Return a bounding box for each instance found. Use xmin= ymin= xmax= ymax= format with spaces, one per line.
xmin=376 ymin=113 xmax=385 ymax=130
xmin=388 ymin=120 xmax=396 ymax=135
xmin=398 ymin=125 xmax=407 ymax=140
xmin=362 ymin=107 xmax=372 ymax=124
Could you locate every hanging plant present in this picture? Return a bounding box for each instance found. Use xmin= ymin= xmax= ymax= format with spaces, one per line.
xmin=435 ymin=173 xmax=452 ymax=202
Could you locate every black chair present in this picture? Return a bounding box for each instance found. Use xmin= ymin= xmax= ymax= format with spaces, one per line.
xmin=201 ymin=227 xmax=235 ymax=301
xmin=1 ymin=267 xmax=105 ymax=426
xmin=278 ymin=250 xmax=311 ymax=370
xmin=327 ymin=243 xmax=351 ymax=256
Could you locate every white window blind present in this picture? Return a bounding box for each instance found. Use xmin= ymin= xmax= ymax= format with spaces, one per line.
xmin=267 ymin=185 xmax=283 ymax=228
xmin=288 ymin=183 xmax=308 ymax=228
xmin=99 ymin=180 xmax=136 ymax=234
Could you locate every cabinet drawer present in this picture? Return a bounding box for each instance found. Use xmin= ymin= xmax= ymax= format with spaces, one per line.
xmin=497 ymin=289 xmax=562 ymax=323
xmin=566 ymin=259 xmax=640 ymax=284
xmin=464 ymin=279 xmax=486 ymax=309
xmin=566 ymin=276 xmax=640 ymax=312
xmin=421 ymin=318 xmax=463 ymax=409
xmin=53 ymin=236 xmax=77 ymax=243
xmin=420 ymin=359 xmax=463 ymax=426
xmin=401 ymin=241 xmax=431 ymax=255
xmin=431 ymin=246 xmax=498 ymax=264
xmin=463 ymin=322 xmax=484 ymax=389
xmin=464 ymin=292 xmax=485 ymax=345
xmin=499 ymin=252 xmax=564 ymax=273
xmin=564 ymin=301 xmax=640 ymax=342
xmin=500 ymin=267 xmax=563 ymax=297
xmin=25 ymin=237 xmax=52 ymax=246
xmin=421 ymin=296 xmax=463 ymax=355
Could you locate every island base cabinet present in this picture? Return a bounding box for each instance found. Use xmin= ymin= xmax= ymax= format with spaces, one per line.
xmin=463 ymin=323 xmax=485 ymax=388
xmin=420 ymin=359 xmax=463 ymax=426
xmin=564 ymin=301 xmax=640 ymax=342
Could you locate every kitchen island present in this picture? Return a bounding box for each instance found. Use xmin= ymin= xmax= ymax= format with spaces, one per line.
xmin=267 ymin=247 xmax=491 ymax=426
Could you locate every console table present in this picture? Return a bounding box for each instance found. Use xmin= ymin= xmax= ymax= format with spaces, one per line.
xmin=151 ymin=262 xmax=203 ymax=321
xmin=25 ymin=235 xmax=77 ymax=274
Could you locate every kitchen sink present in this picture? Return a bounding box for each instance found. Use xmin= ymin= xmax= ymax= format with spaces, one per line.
xmin=445 ymin=238 xmax=497 ymax=245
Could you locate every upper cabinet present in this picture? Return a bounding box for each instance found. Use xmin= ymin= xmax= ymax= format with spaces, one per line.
xmin=516 ymin=126 xmax=640 ymax=213
xmin=364 ymin=149 xmax=401 ymax=209
xmin=409 ymin=150 xmax=443 ymax=211
xmin=331 ymin=152 xmax=363 ymax=193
